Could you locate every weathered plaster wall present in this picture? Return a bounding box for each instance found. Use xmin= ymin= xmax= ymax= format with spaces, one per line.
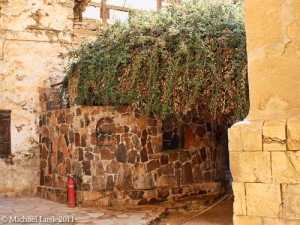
xmin=245 ymin=0 xmax=300 ymax=120
xmin=0 ymin=0 xmax=74 ymax=195
xmin=229 ymin=0 xmax=300 ymax=224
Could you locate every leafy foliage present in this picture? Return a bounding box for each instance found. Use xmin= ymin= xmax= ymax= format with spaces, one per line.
xmin=62 ymin=0 xmax=248 ymax=123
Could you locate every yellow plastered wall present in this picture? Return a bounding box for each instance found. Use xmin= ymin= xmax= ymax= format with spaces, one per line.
xmin=229 ymin=1 xmax=300 ymax=224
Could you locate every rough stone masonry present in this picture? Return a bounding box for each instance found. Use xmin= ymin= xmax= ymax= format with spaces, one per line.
xmin=37 ymin=105 xmax=227 ymax=206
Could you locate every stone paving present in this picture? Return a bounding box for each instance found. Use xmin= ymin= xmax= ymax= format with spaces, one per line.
xmin=155 ymin=194 xmax=232 ymax=225
xmin=183 ymin=195 xmax=233 ymax=225
xmin=0 ymin=197 xmax=165 ymax=225
xmin=0 ymin=194 xmax=233 ymax=225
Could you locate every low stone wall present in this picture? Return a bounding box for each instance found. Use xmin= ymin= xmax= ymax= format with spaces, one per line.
xmin=38 ymin=106 xmax=227 ymax=206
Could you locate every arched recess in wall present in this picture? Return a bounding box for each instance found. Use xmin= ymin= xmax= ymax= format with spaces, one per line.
xmin=96 ymin=117 xmax=116 ymax=147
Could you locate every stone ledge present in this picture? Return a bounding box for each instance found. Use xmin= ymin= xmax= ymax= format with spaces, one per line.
xmin=228 ymin=119 xmax=300 ymax=152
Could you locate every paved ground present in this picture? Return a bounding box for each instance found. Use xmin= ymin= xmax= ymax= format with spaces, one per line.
xmin=183 ymin=195 xmax=233 ymax=225
xmin=0 ymin=195 xmax=233 ymax=225
xmin=0 ymin=197 xmax=165 ymax=225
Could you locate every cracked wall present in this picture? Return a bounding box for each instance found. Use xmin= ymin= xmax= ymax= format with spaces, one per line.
xmin=229 ymin=0 xmax=300 ymax=224
xmin=245 ymin=0 xmax=300 ymax=119
xmin=0 ymin=0 xmax=74 ymax=195
xmin=229 ymin=120 xmax=300 ymax=224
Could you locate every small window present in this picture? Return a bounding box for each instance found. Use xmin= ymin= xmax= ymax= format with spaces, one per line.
xmin=96 ymin=118 xmax=115 ymax=146
xmin=0 ymin=110 xmax=11 ymax=158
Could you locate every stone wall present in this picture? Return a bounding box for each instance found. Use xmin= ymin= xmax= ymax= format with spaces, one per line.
xmin=73 ymin=19 xmax=101 ymax=46
xmin=229 ymin=120 xmax=300 ymax=224
xmin=0 ymin=0 xmax=74 ymax=195
xmin=38 ymin=105 xmax=227 ymax=206
xmin=229 ymin=0 xmax=300 ymax=224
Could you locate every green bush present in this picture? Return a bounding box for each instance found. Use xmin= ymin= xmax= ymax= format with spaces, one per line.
xmin=62 ymin=0 xmax=248 ymax=123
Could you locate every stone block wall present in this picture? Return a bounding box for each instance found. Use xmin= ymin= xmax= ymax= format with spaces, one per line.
xmin=38 ymin=106 xmax=227 ymax=206
xmin=229 ymin=120 xmax=300 ymax=224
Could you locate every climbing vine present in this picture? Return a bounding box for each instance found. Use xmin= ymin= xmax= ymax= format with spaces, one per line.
xmin=62 ymin=0 xmax=248 ymax=123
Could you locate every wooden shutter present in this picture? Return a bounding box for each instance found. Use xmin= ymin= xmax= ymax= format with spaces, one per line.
xmin=0 ymin=110 xmax=11 ymax=157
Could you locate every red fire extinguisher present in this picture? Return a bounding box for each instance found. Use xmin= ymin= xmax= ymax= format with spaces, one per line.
xmin=67 ymin=174 xmax=75 ymax=208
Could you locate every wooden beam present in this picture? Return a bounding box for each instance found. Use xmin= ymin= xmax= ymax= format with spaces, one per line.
xmin=162 ymin=0 xmax=181 ymax=2
xmin=157 ymin=0 xmax=162 ymax=11
xmin=88 ymin=1 xmax=101 ymax=7
xmin=101 ymin=0 xmax=108 ymax=25
xmin=86 ymin=0 xmax=182 ymax=25
xmin=79 ymin=9 xmax=83 ymax=22
xmin=106 ymin=4 xmax=130 ymax=13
